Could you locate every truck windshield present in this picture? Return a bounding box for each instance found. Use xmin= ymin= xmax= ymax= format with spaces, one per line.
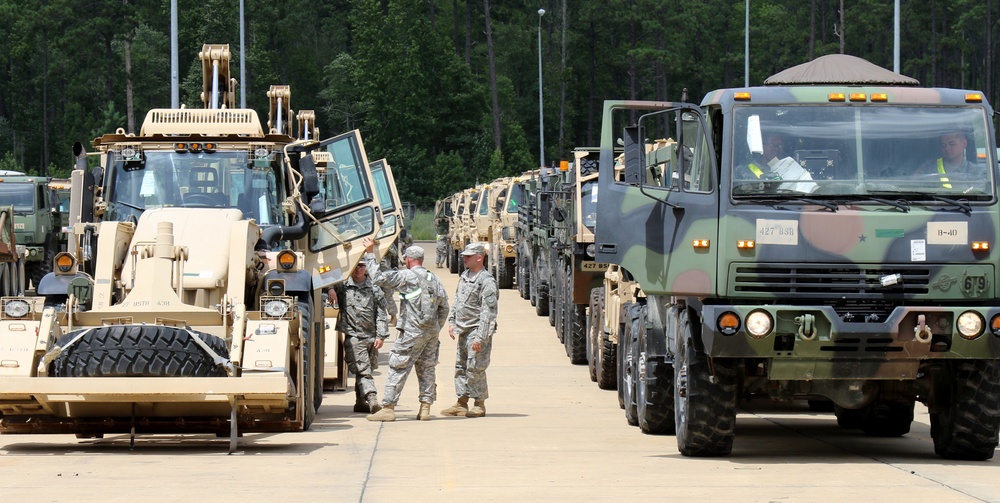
xmin=731 ymin=105 xmax=995 ymax=200
xmin=0 ymin=183 xmax=34 ymax=213
xmin=106 ymin=150 xmax=284 ymax=225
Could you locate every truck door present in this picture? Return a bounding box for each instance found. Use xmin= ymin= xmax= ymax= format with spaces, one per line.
xmin=370 ymin=159 xmax=404 ymax=259
xmin=595 ymin=103 xmax=720 ymax=297
xmin=303 ymin=130 xmax=383 ymax=288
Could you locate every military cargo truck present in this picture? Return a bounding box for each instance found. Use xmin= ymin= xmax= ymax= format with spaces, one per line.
xmin=513 ymin=170 xmax=539 ymax=302
xmin=0 ymin=171 xmax=62 ymax=289
xmin=488 ymin=176 xmax=523 ymax=289
xmin=595 ymin=55 xmax=1000 ymax=459
xmin=546 ymin=151 xmax=609 ymax=364
xmin=0 ymin=44 xmax=396 ymax=449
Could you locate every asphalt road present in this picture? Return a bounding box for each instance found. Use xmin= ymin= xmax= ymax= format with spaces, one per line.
xmin=1 ymin=242 xmax=997 ymax=502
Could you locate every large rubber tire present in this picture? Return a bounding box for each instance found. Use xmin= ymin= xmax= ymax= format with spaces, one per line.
xmin=674 ymin=309 xmax=737 ymax=457
xmin=297 ymin=298 xmax=317 ymax=430
xmin=834 ymin=405 xmax=867 ymax=430
xmin=930 ymin=360 xmax=1000 ymax=460
xmin=637 ymin=304 xmax=675 ymax=435
xmin=534 ymin=279 xmax=548 ymax=316
xmin=50 ymin=325 xmax=228 ymax=377
xmin=450 ymin=249 xmax=459 ymax=274
xmin=861 ymin=398 xmax=914 ymax=437
xmin=551 ymin=261 xmax=562 ymax=333
xmin=498 ymin=258 xmax=514 ymax=289
xmin=518 ymin=253 xmax=531 ymax=300
xmin=594 ymin=290 xmax=617 ymax=391
xmin=621 ymin=303 xmax=640 ymax=426
xmin=586 ymin=288 xmax=602 ymax=382
xmin=567 ymin=304 xmax=587 ymax=365
xmin=1 ymin=261 xmax=24 ymax=296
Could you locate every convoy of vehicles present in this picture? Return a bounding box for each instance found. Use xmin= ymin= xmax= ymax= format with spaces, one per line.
xmin=0 ymin=44 xmax=400 ymax=450
xmin=439 ymin=54 xmax=1000 ymax=462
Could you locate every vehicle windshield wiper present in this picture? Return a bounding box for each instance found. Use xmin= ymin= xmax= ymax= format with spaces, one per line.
xmin=867 ymin=191 xmax=972 ymax=215
xmin=114 ymin=200 xmax=146 ymax=212
xmin=833 ymin=194 xmax=910 ymax=212
xmin=733 ymin=194 xmax=838 ymax=212
xmin=927 ymin=194 xmax=972 ymax=215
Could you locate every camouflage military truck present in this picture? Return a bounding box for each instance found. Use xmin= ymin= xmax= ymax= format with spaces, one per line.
xmin=488 ymin=176 xmax=524 ymax=289
xmin=0 ymin=171 xmax=62 ymax=289
xmin=595 ymin=55 xmax=1000 ymax=460
xmin=0 ymin=44 xmax=396 ymax=449
xmin=516 ymin=168 xmax=558 ymax=318
xmin=513 ymin=170 xmax=539 ymax=301
xmin=545 ymin=150 xmax=610 ymax=365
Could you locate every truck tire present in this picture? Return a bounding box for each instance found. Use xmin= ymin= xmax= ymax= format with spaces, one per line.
xmin=50 ymin=325 xmax=228 ymax=377
xmin=861 ymin=398 xmax=914 ymax=437
xmin=586 ymin=288 xmax=603 ymax=382
xmin=621 ymin=303 xmax=640 ymax=426
xmin=534 ymin=279 xmax=548 ymax=316
xmin=674 ymin=309 xmax=737 ymax=457
xmin=297 ymin=298 xmax=317 ymax=430
xmin=931 ymin=360 xmax=1000 ymax=460
xmin=518 ymin=253 xmax=530 ymax=299
xmin=450 ymin=249 xmax=459 ymax=274
xmin=498 ymin=257 xmax=514 ymax=289
xmin=567 ymin=304 xmax=587 ymax=365
xmin=551 ymin=261 xmax=562 ymax=333
xmin=637 ymin=304 xmax=675 ymax=435
xmin=594 ymin=290 xmax=617 ymax=391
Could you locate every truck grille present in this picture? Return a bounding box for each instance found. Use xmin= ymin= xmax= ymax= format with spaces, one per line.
xmin=732 ymin=265 xmax=930 ymax=298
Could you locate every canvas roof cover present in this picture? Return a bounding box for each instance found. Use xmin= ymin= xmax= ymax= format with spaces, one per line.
xmin=764 ymin=54 xmax=920 ymax=86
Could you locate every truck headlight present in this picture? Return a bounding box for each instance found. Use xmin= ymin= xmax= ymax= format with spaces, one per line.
xmin=263 ymin=299 xmax=290 ymax=318
xmin=585 ymin=244 xmax=596 ymax=258
xmin=745 ymin=310 xmax=773 ymax=338
xmin=957 ymin=311 xmax=984 ymax=339
xmin=2 ymin=299 xmax=31 ymax=318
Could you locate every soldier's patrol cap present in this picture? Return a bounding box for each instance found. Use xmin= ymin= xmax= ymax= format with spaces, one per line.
xmin=403 ymin=246 xmax=425 ymax=259
xmin=461 ymin=242 xmax=488 ymax=256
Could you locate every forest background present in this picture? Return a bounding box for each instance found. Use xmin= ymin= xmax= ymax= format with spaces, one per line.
xmin=1 ymin=0 xmax=998 ymax=207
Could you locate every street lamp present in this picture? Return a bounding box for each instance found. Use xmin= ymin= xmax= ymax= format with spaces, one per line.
xmin=537 ymin=8 xmax=545 ymax=169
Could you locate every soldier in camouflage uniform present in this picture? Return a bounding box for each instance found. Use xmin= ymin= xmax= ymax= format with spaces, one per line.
xmin=361 ymin=237 xmax=449 ymax=422
xmin=442 ymin=242 xmax=498 ymax=418
xmin=435 ymin=234 xmax=448 ymax=268
xmin=328 ymin=262 xmax=389 ymax=413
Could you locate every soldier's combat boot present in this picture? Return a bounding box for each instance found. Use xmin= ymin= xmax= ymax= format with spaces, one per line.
xmin=417 ymin=402 xmax=432 ymax=421
xmin=440 ymin=396 xmax=469 ymax=417
xmin=353 ymin=387 xmax=369 ymax=413
xmin=367 ymin=404 xmax=395 ymax=422
xmin=366 ymin=393 xmax=382 ymax=414
xmin=466 ymin=399 xmax=486 ymax=418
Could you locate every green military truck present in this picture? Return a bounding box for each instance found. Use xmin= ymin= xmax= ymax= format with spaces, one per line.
xmin=595 ymin=55 xmax=1000 ymax=460
xmin=0 ymin=171 xmax=62 ymax=290
xmin=546 ymin=151 xmax=609 ymax=364
xmin=517 ymin=168 xmax=558 ymax=319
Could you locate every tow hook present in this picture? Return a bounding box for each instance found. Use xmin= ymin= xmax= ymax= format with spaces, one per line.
xmin=914 ymin=314 xmax=933 ymax=343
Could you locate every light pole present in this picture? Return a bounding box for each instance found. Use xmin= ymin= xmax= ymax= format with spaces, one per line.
xmin=537 ymin=8 xmax=545 ymax=169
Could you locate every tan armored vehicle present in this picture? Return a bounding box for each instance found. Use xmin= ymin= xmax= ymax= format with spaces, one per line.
xmin=486 ymin=176 xmax=522 ymax=289
xmin=0 ymin=44 xmax=398 ymax=450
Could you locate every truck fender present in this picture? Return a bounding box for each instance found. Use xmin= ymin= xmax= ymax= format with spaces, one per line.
xmin=264 ymin=269 xmax=312 ymax=296
xmin=36 ymin=272 xmax=86 ymax=296
xmin=645 ymin=299 xmax=671 ymax=361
